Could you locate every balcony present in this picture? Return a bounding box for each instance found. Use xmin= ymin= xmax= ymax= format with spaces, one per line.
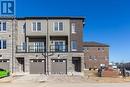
xmin=50 ymin=45 xmax=68 ymax=52
xmin=16 ymin=45 xmax=68 ymax=53
xmin=16 ymin=45 xmax=45 ymax=53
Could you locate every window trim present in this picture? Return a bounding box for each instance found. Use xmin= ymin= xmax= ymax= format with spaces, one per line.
xmin=37 ymin=22 xmax=41 ymax=31
xmin=53 ymin=22 xmax=64 ymax=32
xmin=52 ymin=40 xmax=66 ymax=52
xmin=0 ymin=40 xmax=7 ymax=50
xmin=32 ymin=42 xmax=44 ymax=52
xmin=71 ymin=40 xmax=77 ymax=51
xmin=0 ymin=21 xmax=7 ymax=32
xmin=71 ymin=23 xmax=76 ymax=33
xmin=32 ymin=22 xmax=42 ymax=32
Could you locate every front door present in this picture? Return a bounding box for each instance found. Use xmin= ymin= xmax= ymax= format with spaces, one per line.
xmin=72 ymin=57 xmax=81 ymax=72
xmin=16 ymin=58 xmax=25 ymax=72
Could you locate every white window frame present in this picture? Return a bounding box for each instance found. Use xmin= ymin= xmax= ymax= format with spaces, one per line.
xmin=53 ymin=22 xmax=64 ymax=32
xmin=71 ymin=23 xmax=76 ymax=33
xmin=20 ymin=42 xmax=26 ymax=51
xmin=0 ymin=21 xmax=7 ymax=32
xmin=71 ymin=40 xmax=77 ymax=51
xmin=93 ymin=56 xmax=96 ymax=60
xmin=84 ymin=47 xmax=89 ymax=52
xmin=98 ymin=48 xmax=104 ymax=52
xmin=32 ymin=22 xmax=42 ymax=31
xmin=0 ymin=40 xmax=7 ymax=49
xmin=52 ymin=40 xmax=66 ymax=51
xmin=33 ymin=42 xmax=44 ymax=52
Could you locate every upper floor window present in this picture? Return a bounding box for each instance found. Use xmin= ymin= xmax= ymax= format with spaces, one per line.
xmin=71 ymin=23 xmax=76 ymax=33
xmin=0 ymin=22 xmax=7 ymax=32
xmin=54 ymin=22 xmax=63 ymax=31
xmin=0 ymin=40 xmax=7 ymax=49
xmin=37 ymin=22 xmax=41 ymax=31
xmin=105 ymin=56 xmax=108 ymax=60
xmin=23 ymin=23 xmax=26 ymax=33
xmin=84 ymin=47 xmax=89 ymax=52
xmin=71 ymin=40 xmax=77 ymax=51
xmin=98 ymin=48 xmax=104 ymax=52
xmin=89 ymin=56 xmax=92 ymax=60
xmin=51 ymin=40 xmax=66 ymax=52
xmin=32 ymin=22 xmax=41 ymax=31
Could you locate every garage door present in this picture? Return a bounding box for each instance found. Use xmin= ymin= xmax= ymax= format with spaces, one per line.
xmin=0 ymin=59 xmax=10 ymax=70
xmin=30 ymin=59 xmax=45 ymax=74
xmin=51 ymin=59 xmax=67 ymax=74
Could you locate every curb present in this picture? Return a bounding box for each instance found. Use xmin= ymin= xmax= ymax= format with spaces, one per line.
xmin=0 ymin=77 xmax=12 ymax=83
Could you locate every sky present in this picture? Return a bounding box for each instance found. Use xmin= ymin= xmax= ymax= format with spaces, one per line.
xmin=15 ymin=0 xmax=130 ymax=63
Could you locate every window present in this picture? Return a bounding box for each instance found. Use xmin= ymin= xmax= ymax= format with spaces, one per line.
xmin=54 ymin=22 xmax=63 ymax=31
xmin=33 ymin=42 xmax=44 ymax=52
xmin=51 ymin=40 xmax=65 ymax=52
xmin=105 ymin=56 xmax=108 ymax=60
xmin=98 ymin=48 xmax=101 ymax=51
xmin=0 ymin=40 xmax=7 ymax=49
xmin=33 ymin=22 xmax=36 ymax=31
xmin=71 ymin=23 xmax=76 ymax=33
xmin=3 ymin=22 xmax=6 ymax=31
xmin=32 ymin=22 xmax=41 ymax=31
xmin=3 ymin=40 xmax=6 ymax=49
xmin=37 ymin=22 xmax=41 ymax=31
xmin=0 ymin=22 xmax=7 ymax=32
xmin=89 ymin=56 xmax=92 ymax=60
xmin=0 ymin=22 xmax=1 ymax=31
xmin=98 ymin=48 xmax=104 ymax=52
xmin=93 ymin=56 xmax=96 ymax=60
xmin=23 ymin=23 xmax=26 ymax=33
xmin=84 ymin=47 xmax=89 ymax=52
xmin=22 ymin=42 xmax=26 ymax=50
xmin=71 ymin=40 xmax=77 ymax=51
xmin=0 ymin=41 xmax=1 ymax=49
xmin=54 ymin=22 xmax=58 ymax=31
xmin=59 ymin=22 xmax=63 ymax=31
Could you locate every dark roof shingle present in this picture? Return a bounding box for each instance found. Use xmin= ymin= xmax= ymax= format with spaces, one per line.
xmin=83 ymin=42 xmax=109 ymax=47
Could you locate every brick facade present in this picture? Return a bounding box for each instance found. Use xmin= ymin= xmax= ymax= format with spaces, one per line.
xmin=83 ymin=42 xmax=109 ymax=69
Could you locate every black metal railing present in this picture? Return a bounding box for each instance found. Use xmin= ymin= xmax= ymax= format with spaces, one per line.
xmin=16 ymin=45 xmax=45 ymax=53
xmin=28 ymin=45 xmax=45 ymax=53
xmin=16 ymin=45 xmax=26 ymax=53
xmin=50 ymin=45 xmax=68 ymax=52
xmin=16 ymin=45 xmax=68 ymax=53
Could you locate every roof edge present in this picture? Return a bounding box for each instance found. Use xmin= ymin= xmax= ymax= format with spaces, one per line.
xmin=83 ymin=41 xmax=110 ymax=47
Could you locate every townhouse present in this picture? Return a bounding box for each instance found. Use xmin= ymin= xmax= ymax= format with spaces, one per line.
xmin=83 ymin=42 xmax=109 ymax=70
xmin=0 ymin=16 xmax=85 ymax=75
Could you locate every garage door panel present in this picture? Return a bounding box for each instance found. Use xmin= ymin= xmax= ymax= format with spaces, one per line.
xmin=51 ymin=59 xmax=67 ymax=74
xmin=30 ymin=59 xmax=45 ymax=74
xmin=0 ymin=59 xmax=10 ymax=70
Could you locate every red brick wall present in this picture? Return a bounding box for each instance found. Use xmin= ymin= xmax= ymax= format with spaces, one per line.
xmin=84 ymin=47 xmax=109 ymax=69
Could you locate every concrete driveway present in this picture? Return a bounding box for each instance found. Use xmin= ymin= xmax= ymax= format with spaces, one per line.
xmin=0 ymin=75 xmax=130 ymax=87
xmin=1 ymin=82 xmax=130 ymax=87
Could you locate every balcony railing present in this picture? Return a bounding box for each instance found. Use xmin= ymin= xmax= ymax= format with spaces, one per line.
xmin=28 ymin=45 xmax=45 ymax=53
xmin=16 ymin=45 xmax=45 ymax=53
xmin=16 ymin=45 xmax=68 ymax=53
xmin=50 ymin=45 xmax=68 ymax=52
xmin=16 ymin=45 xmax=26 ymax=53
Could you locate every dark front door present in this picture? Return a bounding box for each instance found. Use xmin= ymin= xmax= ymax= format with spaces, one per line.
xmin=72 ymin=57 xmax=81 ymax=72
xmin=17 ymin=58 xmax=25 ymax=72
